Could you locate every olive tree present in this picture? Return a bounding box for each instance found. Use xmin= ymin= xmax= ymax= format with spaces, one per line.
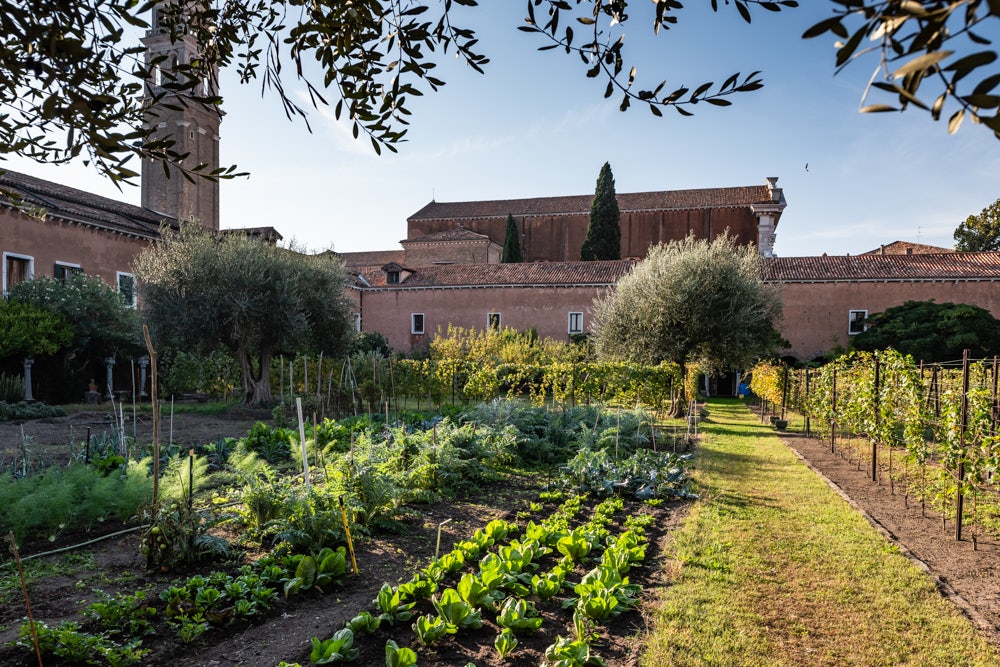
xmin=134 ymin=224 xmax=354 ymax=406
xmin=1 ymin=1 xmax=995 ymax=189
xmin=593 ymin=234 xmax=783 ymax=413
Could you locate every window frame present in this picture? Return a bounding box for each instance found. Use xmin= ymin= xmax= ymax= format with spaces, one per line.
xmin=117 ymin=271 xmax=138 ymax=308
xmin=2 ymin=252 xmax=34 ymax=296
xmin=568 ymin=311 xmax=584 ymax=335
xmin=386 ymin=270 xmax=400 ymax=284
xmin=487 ymin=312 xmax=501 ymax=331
xmin=411 ymin=313 xmax=425 ymax=335
xmin=848 ymin=309 xmax=868 ymax=336
xmin=54 ymin=261 xmax=83 ymax=283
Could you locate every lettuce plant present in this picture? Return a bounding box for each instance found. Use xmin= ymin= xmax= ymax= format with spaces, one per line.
xmin=494 ymin=628 xmax=519 ymax=659
xmin=309 ymin=628 xmax=359 ymax=664
xmin=385 ymin=639 xmax=418 ymax=667
xmin=496 ymin=597 xmax=544 ymax=634
xmin=412 ymin=613 xmax=449 ymax=646
xmin=432 ymin=588 xmax=484 ymax=631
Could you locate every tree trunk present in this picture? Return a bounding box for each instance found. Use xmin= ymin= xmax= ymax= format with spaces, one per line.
xmin=237 ymin=348 xmax=275 ymax=407
xmin=668 ymin=361 xmax=689 ymax=418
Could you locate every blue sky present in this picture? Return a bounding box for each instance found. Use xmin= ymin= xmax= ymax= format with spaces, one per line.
xmin=7 ymin=3 xmax=999 ymax=257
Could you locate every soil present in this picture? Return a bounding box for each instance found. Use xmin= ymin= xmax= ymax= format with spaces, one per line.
xmin=2 ymin=410 xmax=1000 ymax=666
xmin=0 ymin=406 xmax=272 ymax=467
xmin=0 ymin=410 xmax=684 ymax=667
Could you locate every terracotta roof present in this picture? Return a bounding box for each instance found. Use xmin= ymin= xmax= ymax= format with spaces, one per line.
xmin=358 ymin=260 xmax=637 ymax=288
xmin=860 ymin=241 xmax=954 ymax=255
xmin=335 ymin=249 xmax=406 ymax=270
xmin=0 ymin=168 xmax=175 ymax=238
xmin=402 ymin=226 xmax=494 ymax=244
xmin=408 ymin=185 xmax=774 ymax=221
xmin=763 ymin=252 xmax=1000 ymax=282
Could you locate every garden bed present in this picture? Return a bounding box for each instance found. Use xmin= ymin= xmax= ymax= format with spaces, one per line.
xmin=2 ymin=407 xmax=693 ymax=666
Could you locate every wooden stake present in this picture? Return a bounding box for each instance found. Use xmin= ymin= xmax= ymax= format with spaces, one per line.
xmin=9 ymin=532 xmax=43 ymax=667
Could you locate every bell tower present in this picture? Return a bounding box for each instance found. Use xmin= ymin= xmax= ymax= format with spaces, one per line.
xmin=140 ymin=5 xmax=221 ymax=231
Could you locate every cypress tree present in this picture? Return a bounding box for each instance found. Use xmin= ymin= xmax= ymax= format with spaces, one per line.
xmin=502 ymin=213 xmax=523 ymax=263
xmin=580 ymin=162 xmax=621 ymax=261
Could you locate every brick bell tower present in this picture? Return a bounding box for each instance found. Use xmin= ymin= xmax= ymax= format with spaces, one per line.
xmin=140 ymin=4 xmax=221 ymax=231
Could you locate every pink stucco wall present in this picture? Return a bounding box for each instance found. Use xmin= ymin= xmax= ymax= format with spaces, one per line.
xmin=357 ymin=285 xmax=611 ymax=352
xmin=0 ymin=210 xmax=150 ymax=293
xmin=778 ymin=279 xmax=1000 ymax=360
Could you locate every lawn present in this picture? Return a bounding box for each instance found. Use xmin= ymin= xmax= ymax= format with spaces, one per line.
xmin=644 ymin=398 xmax=999 ymax=666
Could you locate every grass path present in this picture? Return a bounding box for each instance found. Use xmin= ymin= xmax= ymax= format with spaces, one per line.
xmin=642 ymin=398 xmax=999 ymax=666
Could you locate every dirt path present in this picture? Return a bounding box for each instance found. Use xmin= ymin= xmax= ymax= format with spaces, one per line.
xmin=778 ymin=427 xmax=1000 ymax=647
xmin=0 ymin=408 xmax=270 ymax=469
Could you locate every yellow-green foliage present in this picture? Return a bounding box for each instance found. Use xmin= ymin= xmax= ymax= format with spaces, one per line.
xmin=751 ymin=350 xmax=1000 ymax=539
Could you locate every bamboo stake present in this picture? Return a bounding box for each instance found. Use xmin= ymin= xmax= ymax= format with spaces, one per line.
xmin=339 ymin=497 xmax=359 ymax=574
xmin=8 ymin=532 xmax=43 ymax=667
xmin=435 ymin=518 xmax=453 ymax=560
xmin=142 ymin=325 xmax=161 ymax=504
xmin=297 ymin=397 xmax=310 ymax=495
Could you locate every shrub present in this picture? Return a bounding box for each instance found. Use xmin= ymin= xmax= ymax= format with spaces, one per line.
xmin=239 ymin=422 xmax=294 ymax=463
xmin=0 ymin=400 xmax=65 ymax=422
xmin=0 ymin=372 xmax=24 ymax=403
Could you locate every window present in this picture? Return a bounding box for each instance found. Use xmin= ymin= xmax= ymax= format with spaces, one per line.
xmin=3 ymin=252 xmax=33 ymax=295
xmin=353 ymin=313 xmax=361 ymax=333
xmin=387 ymin=270 xmax=400 ymax=284
xmin=848 ymin=310 xmax=868 ymax=335
xmin=117 ymin=272 xmax=137 ymax=308
xmin=411 ymin=313 xmax=425 ymax=335
xmin=487 ymin=312 xmax=501 ymax=331
xmin=568 ymin=312 xmax=584 ymax=335
xmin=54 ymin=262 xmax=83 ymax=283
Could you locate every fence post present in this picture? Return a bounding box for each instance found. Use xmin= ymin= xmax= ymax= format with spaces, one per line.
xmin=804 ymin=368 xmax=811 ymax=436
xmin=831 ymin=367 xmax=837 ymax=453
xmin=956 ymin=349 xmax=970 ymax=541
xmin=872 ymin=354 xmax=880 ymax=483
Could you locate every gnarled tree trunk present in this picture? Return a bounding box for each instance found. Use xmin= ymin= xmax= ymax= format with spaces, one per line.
xmin=238 ymin=348 xmax=275 ymax=407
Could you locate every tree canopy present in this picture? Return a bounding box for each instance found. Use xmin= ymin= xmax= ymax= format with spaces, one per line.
xmin=851 ymin=300 xmax=1000 ymax=362
xmin=581 ymin=162 xmax=621 ymax=261
xmin=954 ymin=197 xmax=1000 ymax=251
xmin=7 ymin=274 xmax=142 ymax=366
xmin=0 ymin=300 xmax=72 ymax=360
xmin=593 ymin=234 xmax=783 ymax=409
xmin=134 ymin=224 xmax=354 ymax=406
xmin=1 ymin=1 xmax=995 ymax=187
xmin=502 ymin=213 xmax=523 ymax=263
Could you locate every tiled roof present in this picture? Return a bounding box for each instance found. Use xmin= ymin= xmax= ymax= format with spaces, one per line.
xmin=408 ymin=185 xmax=773 ymax=221
xmin=0 ymin=168 xmax=175 ymax=238
xmin=763 ymin=252 xmax=1000 ymax=282
xmin=402 ymin=226 xmax=494 ymax=244
xmin=358 ymin=260 xmax=637 ymax=288
xmin=860 ymin=241 xmax=954 ymax=255
xmin=335 ymin=249 xmax=406 ymax=270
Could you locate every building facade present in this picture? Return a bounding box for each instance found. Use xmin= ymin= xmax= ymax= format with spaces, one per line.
xmin=340 ymin=177 xmax=787 ymax=272
xmin=352 ymin=261 xmax=636 ymax=352
xmin=764 ymin=252 xmax=1000 ymax=361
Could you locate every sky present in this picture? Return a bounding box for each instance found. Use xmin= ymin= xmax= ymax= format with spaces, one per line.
xmin=5 ymin=3 xmax=999 ymax=257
